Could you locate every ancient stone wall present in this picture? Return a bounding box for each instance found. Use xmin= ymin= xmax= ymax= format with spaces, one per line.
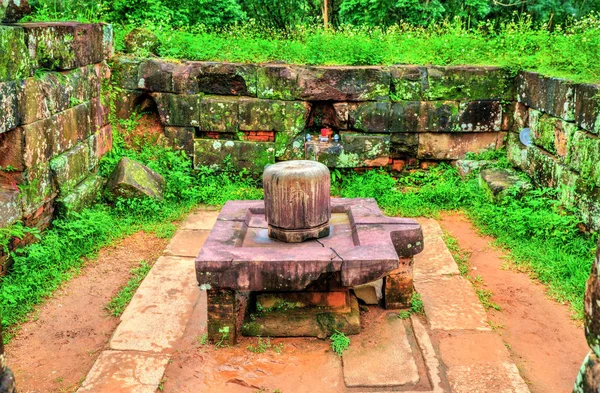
xmin=0 ymin=22 xmax=113 ymax=270
xmin=111 ymin=58 xmax=511 ymax=173
xmin=506 ymin=73 xmax=600 ymax=229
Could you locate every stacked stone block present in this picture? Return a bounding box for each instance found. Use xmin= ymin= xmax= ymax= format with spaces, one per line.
xmin=506 ymin=72 xmax=600 ymax=230
xmin=112 ymin=58 xmax=511 ymax=173
xmin=0 ymin=22 xmax=113 ymax=271
xmin=574 ymin=241 xmax=600 ymax=392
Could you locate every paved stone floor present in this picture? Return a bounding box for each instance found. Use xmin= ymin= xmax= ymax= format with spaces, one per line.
xmin=76 ymin=209 xmax=530 ymax=393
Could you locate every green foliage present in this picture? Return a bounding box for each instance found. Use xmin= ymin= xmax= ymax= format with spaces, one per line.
xmin=330 ymin=330 xmax=350 ymax=356
xmin=398 ymin=293 xmax=424 ymax=319
xmin=105 ymin=261 xmax=152 ymax=316
xmin=215 ymin=326 xmax=230 ymax=348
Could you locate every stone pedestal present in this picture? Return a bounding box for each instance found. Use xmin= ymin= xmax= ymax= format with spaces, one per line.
xmin=384 ymin=258 xmax=414 ymax=309
xmin=263 ymin=160 xmax=331 ymax=243
xmin=206 ymin=289 xmax=237 ymax=346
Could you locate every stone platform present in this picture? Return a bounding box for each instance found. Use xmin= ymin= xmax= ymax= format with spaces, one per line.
xmin=75 ymin=208 xmax=530 ymax=393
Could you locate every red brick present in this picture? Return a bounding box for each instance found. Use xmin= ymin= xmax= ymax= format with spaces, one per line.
xmin=391 ymin=159 xmax=405 ymax=172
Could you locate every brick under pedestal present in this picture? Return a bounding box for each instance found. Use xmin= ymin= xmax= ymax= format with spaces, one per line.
xmin=384 ymin=257 xmax=414 ymax=309
xmin=206 ymin=289 xmax=237 ymax=345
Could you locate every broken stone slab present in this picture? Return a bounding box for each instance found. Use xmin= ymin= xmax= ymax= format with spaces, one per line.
xmin=585 ymin=240 xmax=600 ymax=358
xmin=479 ymin=168 xmax=531 ymax=202
xmin=123 ymin=27 xmax=159 ymax=56
xmin=77 ymin=350 xmax=169 ymax=393
xmin=342 ymin=314 xmax=419 ymax=388
xmin=14 ymin=22 xmax=104 ymax=71
xmin=1 ymin=0 xmax=31 ymax=23
xmin=193 ymin=139 xmax=275 ymax=173
xmin=105 ymin=157 xmax=165 ymax=200
xmin=353 ymin=278 xmax=383 ymax=305
xmin=454 ymin=159 xmax=491 ymax=179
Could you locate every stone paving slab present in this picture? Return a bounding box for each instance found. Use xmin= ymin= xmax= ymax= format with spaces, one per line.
xmin=164 ymin=229 xmax=209 ymax=257
xmin=343 ymin=314 xmax=420 ymax=388
xmin=110 ymin=256 xmax=199 ymax=352
xmin=414 ymin=234 xmax=460 ymax=277
xmin=417 ymin=218 xmax=445 ymax=239
xmin=415 ymin=275 xmax=490 ymax=331
xmin=180 ymin=210 xmax=219 ymax=230
xmin=77 ymin=350 xmax=169 ymax=393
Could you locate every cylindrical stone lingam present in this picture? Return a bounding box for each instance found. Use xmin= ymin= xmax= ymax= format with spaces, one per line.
xmin=263 ymin=160 xmax=331 ymax=243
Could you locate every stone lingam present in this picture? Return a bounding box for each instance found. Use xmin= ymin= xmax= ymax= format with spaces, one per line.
xmin=196 ymin=160 xmax=424 ymax=344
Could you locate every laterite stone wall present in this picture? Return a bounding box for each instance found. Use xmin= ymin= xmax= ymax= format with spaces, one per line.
xmin=0 ymin=22 xmax=113 ymax=271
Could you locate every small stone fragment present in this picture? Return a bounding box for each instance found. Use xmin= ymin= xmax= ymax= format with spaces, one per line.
xmin=123 ymin=27 xmax=159 ymax=55
xmin=105 ymin=157 xmax=165 ymax=200
xmin=353 ymin=279 xmax=383 ymax=305
xmin=479 ymin=168 xmax=531 ymax=202
xmin=454 ymin=160 xmax=490 ymax=179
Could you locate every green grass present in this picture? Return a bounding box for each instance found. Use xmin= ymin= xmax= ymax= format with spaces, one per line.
xmin=105 ymin=260 xmax=152 ymax=317
xmin=330 ymin=330 xmax=350 ymax=356
xmin=138 ymin=16 xmax=600 ymax=83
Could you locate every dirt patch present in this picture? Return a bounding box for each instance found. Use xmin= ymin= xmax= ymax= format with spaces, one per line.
xmin=5 ymin=231 xmax=169 ymax=393
xmin=439 ymin=212 xmax=588 ymax=393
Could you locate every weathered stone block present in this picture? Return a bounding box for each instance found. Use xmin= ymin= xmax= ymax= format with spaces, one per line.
xmin=295 ymin=66 xmax=390 ymax=101
xmin=0 ymin=187 xmax=21 ymax=227
xmin=53 ymin=102 xmax=91 ymax=155
xmin=163 ymin=126 xmax=194 ymax=156
xmin=353 ymin=279 xmax=383 ymax=305
xmin=457 ymin=100 xmax=503 ymax=132
xmin=585 ymin=241 xmax=600 ymax=358
xmin=506 ymin=131 xmax=528 ymax=171
xmin=575 ymin=83 xmax=600 ymax=135
xmin=112 ymin=89 xmax=141 ymax=120
xmin=390 ymin=65 xmax=425 ymax=101
xmin=16 ymin=22 xmax=104 ymax=70
xmin=528 ymin=109 xmax=577 ymax=159
xmin=425 ymin=66 xmax=515 ymax=101
xmin=17 ymin=76 xmax=49 ymax=124
xmin=152 ymin=93 xmax=201 ymax=127
xmin=56 ymin=174 xmax=103 ymax=214
xmin=207 ymin=289 xmax=237 ymax=345
xmin=199 ymin=96 xmax=239 ymax=132
xmin=569 ymin=131 xmax=600 ymax=188
xmin=384 ymin=259 xmax=413 ymax=309
xmin=306 ymin=133 xmax=390 ymax=168
xmin=123 ymin=27 xmax=159 ymax=55
xmin=276 ymin=135 xmax=306 ymax=161
xmin=88 ymin=125 xmax=113 ymax=170
xmin=0 ymin=80 xmax=19 ymax=133
xmin=390 ymin=133 xmax=418 ymax=157
xmin=238 ymin=98 xmax=309 ymax=133
xmin=0 ymin=122 xmax=53 ymax=170
xmin=192 ymin=62 xmax=257 ymax=97
xmin=256 ymin=64 xmax=301 ymax=100
xmin=479 ymin=168 xmax=531 ymax=202
xmin=19 ymin=161 xmax=56 ymax=216
xmin=111 ymin=57 xmax=141 ymax=91
xmin=417 ymin=132 xmax=504 ymax=160
xmin=106 ymin=157 xmax=165 ymax=200
xmin=517 ymin=71 xmax=575 ymax=121
xmin=1 ymin=0 xmax=31 ymax=23
xmin=455 ymin=159 xmax=490 ymax=178
xmin=49 ymin=143 xmax=90 ymax=194
xmin=101 ymin=23 xmax=114 ymax=60
xmin=574 ymin=352 xmax=600 ymax=393
xmin=0 ymin=25 xmax=32 ymax=82
xmin=138 ymin=58 xmax=178 ymax=92
xmin=193 ymin=139 xmax=274 ymax=172
xmin=390 ymin=101 xmax=458 ymax=132
xmin=348 ymin=101 xmax=391 ymax=132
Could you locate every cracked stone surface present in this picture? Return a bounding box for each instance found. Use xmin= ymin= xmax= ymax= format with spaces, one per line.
xmin=77 ymin=351 xmax=169 ymax=393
